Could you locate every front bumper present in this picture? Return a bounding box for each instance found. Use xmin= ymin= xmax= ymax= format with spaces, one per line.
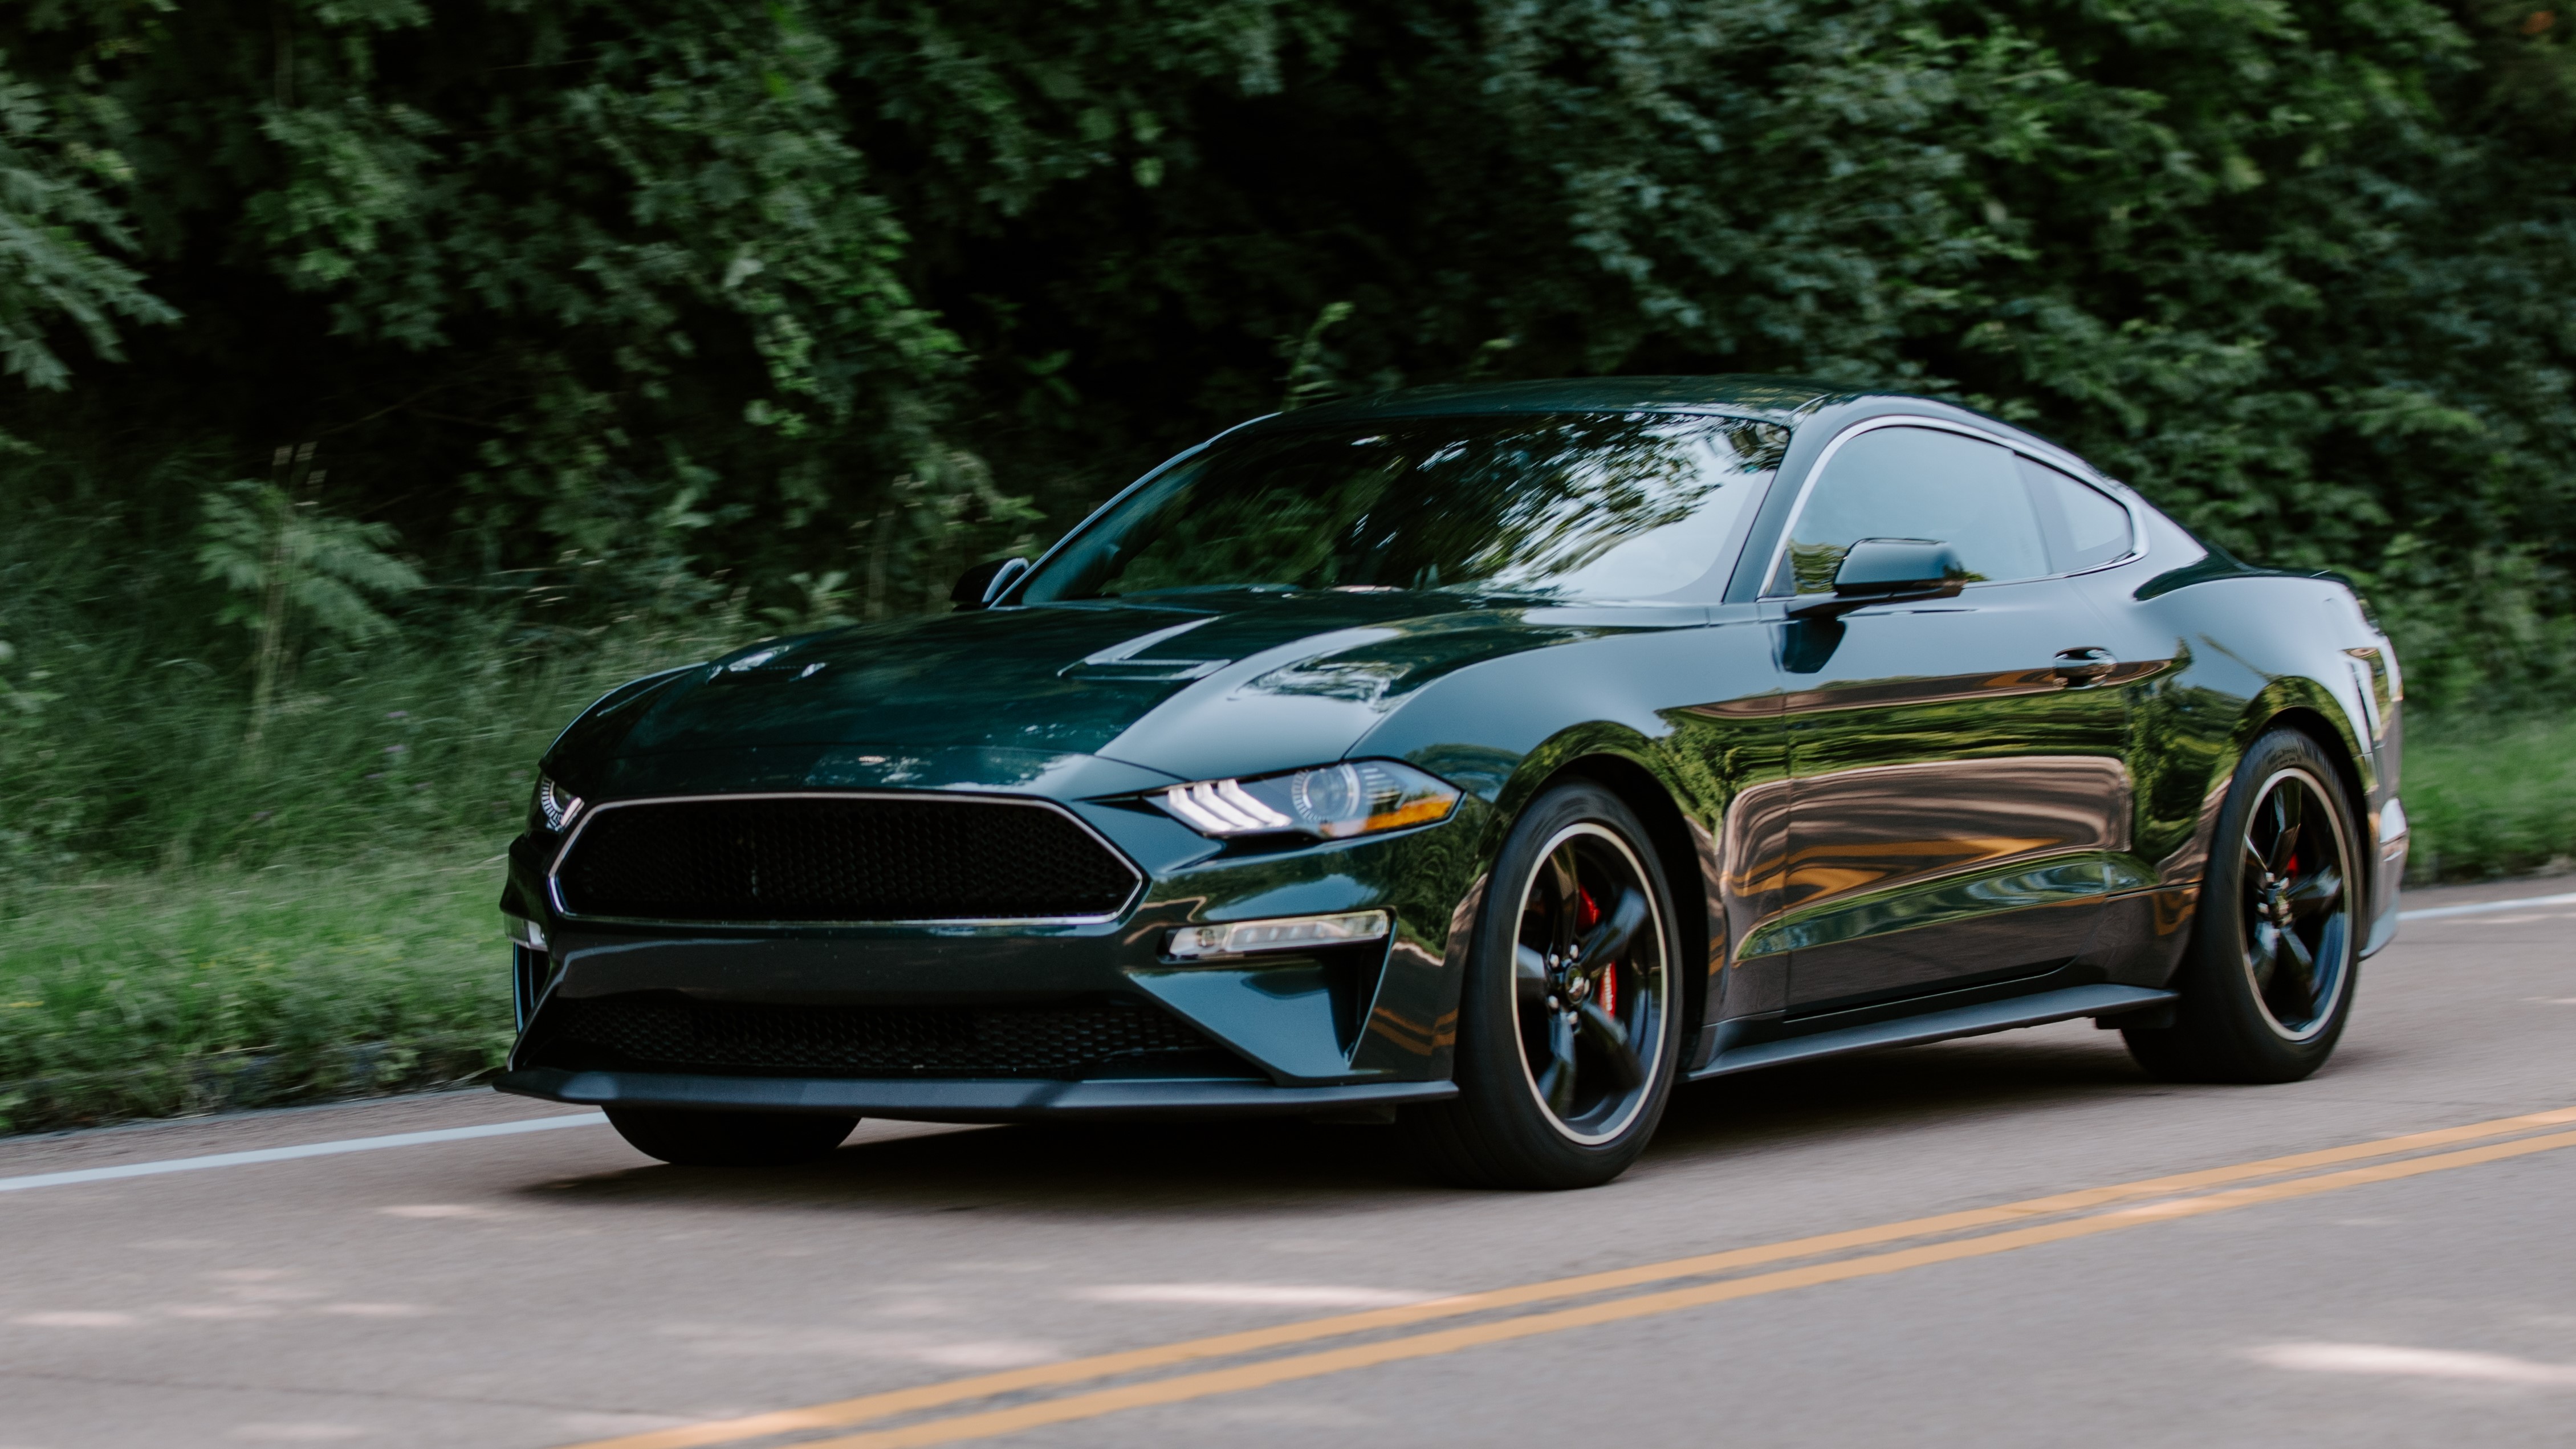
xmin=494 ymin=1067 xmax=1456 ymax=1122
xmin=499 ymin=776 xmax=1491 ymax=1108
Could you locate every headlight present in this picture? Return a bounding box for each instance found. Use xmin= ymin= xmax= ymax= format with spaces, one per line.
xmin=530 ymin=775 xmax=586 ymax=833
xmin=1155 ymin=760 xmax=1460 ymax=840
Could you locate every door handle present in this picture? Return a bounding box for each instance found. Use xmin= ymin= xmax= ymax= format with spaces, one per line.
xmin=2053 ymin=647 xmax=2117 ymax=684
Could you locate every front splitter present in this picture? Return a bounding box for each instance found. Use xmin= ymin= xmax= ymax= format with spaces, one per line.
xmin=494 ymin=1067 xmax=1456 ymax=1123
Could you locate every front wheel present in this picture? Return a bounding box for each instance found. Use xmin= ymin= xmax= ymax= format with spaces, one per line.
xmin=605 ymin=1107 xmax=857 ymax=1166
xmin=1405 ymin=781 xmax=1683 ymax=1189
xmin=2125 ymin=727 xmax=2361 ymax=1083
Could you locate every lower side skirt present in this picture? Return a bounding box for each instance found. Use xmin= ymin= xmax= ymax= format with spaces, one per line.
xmin=493 ymin=1067 xmax=1457 ymax=1123
xmin=1688 ymin=983 xmax=2179 ymax=1080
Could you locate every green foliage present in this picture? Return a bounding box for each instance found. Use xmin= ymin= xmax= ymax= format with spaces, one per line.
xmin=0 ymin=47 xmax=176 ymax=396
xmin=0 ymin=0 xmax=2570 ymax=887
xmin=0 ymin=470 xmax=728 ymax=873
xmin=196 ymin=475 xmax=422 ymax=646
xmin=2399 ymin=710 xmax=2576 ymax=882
xmin=3 ymin=0 xmax=989 ymax=613
xmin=0 ymin=859 xmax=510 ymax=1133
xmin=0 ymin=1 xmax=2561 ymax=641
xmin=196 ymin=444 xmax=426 ymax=743
xmin=1279 ymin=300 xmax=1356 ymax=412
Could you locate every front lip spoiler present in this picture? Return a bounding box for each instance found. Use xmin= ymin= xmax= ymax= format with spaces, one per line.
xmin=494 ymin=1068 xmax=1456 ymax=1124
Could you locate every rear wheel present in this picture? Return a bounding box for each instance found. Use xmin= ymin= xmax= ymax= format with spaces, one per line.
xmin=1405 ymin=782 xmax=1682 ymax=1189
xmin=2125 ymin=727 xmax=2360 ymax=1083
xmin=605 ymin=1107 xmax=857 ymax=1166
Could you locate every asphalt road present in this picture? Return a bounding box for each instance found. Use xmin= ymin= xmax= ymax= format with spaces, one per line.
xmin=5 ymin=873 xmax=2573 ymax=1449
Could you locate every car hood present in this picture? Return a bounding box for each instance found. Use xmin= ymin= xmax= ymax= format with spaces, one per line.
xmin=551 ymin=591 xmax=1662 ymax=789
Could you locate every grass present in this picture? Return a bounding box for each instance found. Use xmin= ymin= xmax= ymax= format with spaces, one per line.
xmin=0 ymin=857 xmax=511 ymax=1134
xmin=2399 ymin=713 xmax=2576 ymax=884
xmin=0 ymin=707 xmax=2563 ymax=1137
xmin=0 ymin=515 xmax=760 ymax=1133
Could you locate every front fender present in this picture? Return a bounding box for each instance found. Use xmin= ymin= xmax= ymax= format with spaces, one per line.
xmin=1352 ymin=614 xmax=1785 ymax=1048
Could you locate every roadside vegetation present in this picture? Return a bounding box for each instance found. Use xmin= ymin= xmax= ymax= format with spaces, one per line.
xmin=2399 ymin=713 xmax=2576 ymax=884
xmin=6 ymin=1 xmax=2576 ymax=1131
xmin=0 ymin=862 xmax=503 ymax=1134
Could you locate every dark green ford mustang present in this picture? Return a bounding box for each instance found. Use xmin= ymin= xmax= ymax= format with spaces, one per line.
xmin=497 ymin=377 xmax=2407 ymax=1188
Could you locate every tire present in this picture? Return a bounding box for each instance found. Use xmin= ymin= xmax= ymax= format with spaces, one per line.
xmin=1403 ymin=780 xmax=1684 ymax=1189
xmin=605 ymin=1107 xmax=857 ymax=1167
xmin=2125 ymin=727 xmax=2362 ymax=1084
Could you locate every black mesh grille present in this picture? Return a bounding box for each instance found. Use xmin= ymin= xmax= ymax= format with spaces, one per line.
xmin=536 ymin=994 xmax=1240 ymax=1078
xmin=555 ymin=795 xmax=1138 ymax=922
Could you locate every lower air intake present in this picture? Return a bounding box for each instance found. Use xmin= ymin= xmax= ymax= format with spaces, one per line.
xmin=536 ymin=994 xmax=1246 ymax=1080
xmin=553 ymin=794 xmax=1140 ymax=923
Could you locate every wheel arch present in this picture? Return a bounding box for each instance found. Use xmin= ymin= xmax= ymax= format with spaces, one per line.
xmin=2232 ymin=691 xmax=2375 ymax=922
xmin=1505 ymin=747 xmax=1718 ymax=1053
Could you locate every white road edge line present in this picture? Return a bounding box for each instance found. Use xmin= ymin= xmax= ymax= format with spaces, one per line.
xmin=0 ymin=1112 xmax=605 ymax=1194
xmin=2397 ymin=890 xmax=2576 ymax=922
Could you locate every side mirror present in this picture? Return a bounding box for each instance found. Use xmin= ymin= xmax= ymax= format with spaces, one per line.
xmin=950 ymin=556 xmax=1030 ymax=611
xmin=1788 ymin=538 xmax=1967 ymax=618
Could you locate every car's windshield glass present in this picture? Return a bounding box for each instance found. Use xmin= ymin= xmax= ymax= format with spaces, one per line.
xmin=1017 ymin=413 xmax=1788 ymax=604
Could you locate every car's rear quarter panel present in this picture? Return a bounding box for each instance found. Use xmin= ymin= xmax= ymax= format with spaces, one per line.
xmin=2079 ymin=561 xmax=2403 ymax=979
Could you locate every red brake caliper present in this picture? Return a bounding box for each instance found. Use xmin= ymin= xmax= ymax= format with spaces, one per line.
xmin=1576 ymin=886 xmax=1615 ymax=1014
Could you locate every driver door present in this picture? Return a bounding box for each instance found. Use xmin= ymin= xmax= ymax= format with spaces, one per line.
xmin=1769 ymin=423 xmax=2135 ymax=1012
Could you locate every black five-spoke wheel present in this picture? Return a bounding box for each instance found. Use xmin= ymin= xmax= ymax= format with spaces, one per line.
xmin=2125 ymin=727 xmax=2362 ymax=1082
xmin=1405 ymin=780 xmax=1682 ymax=1188
xmin=2237 ymin=766 xmax=2353 ymax=1040
xmin=1511 ymin=824 xmax=1669 ymax=1143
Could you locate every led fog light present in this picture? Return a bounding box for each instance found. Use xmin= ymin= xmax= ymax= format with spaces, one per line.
xmin=503 ymin=912 xmax=548 ymax=951
xmin=1165 ymin=910 xmax=1391 ymax=960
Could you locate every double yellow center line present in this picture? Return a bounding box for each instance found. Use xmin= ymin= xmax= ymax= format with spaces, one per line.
xmin=563 ymin=1105 xmax=2576 ymax=1449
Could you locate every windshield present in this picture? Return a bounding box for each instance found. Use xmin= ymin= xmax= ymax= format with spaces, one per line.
xmin=1017 ymin=412 xmax=1788 ymax=604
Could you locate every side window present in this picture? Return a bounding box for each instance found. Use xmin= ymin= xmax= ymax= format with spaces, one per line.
xmin=1771 ymin=426 xmax=2049 ymax=594
xmin=2015 ymin=456 xmax=2133 ymax=573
